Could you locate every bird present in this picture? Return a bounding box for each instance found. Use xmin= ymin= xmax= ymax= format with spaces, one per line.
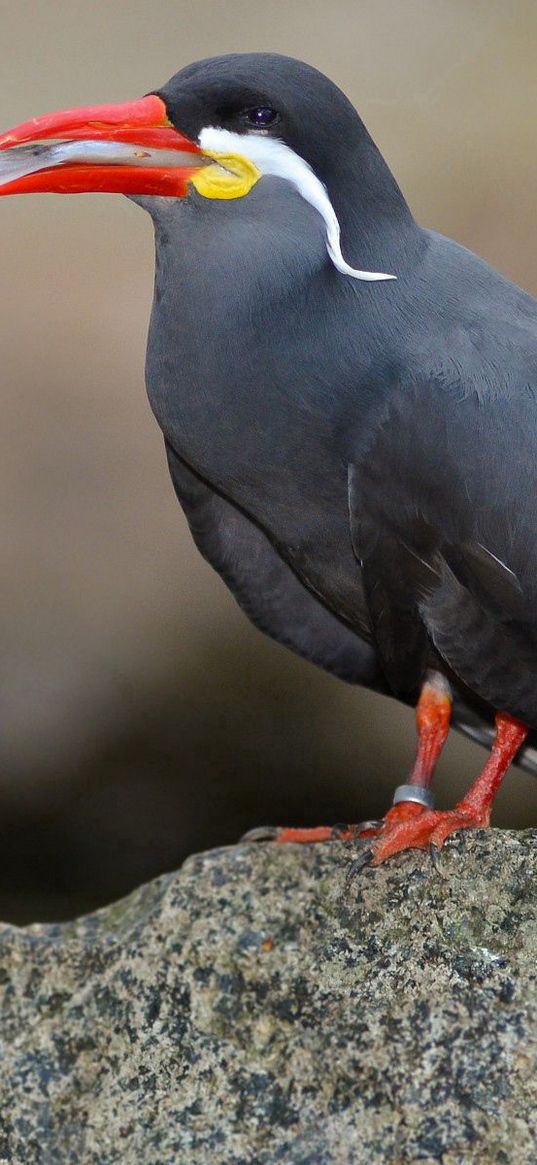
xmin=0 ymin=51 xmax=536 ymax=862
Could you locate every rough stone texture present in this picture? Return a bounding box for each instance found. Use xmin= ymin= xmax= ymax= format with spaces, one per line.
xmin=0 ymin=830 xmax=536 ymax=1164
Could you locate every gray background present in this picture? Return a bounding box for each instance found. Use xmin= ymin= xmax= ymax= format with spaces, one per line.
xmin=1 ymin=1 xmax=537 ymax=920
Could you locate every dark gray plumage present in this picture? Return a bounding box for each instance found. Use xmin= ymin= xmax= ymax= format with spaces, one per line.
xmin=128 ymin=53 xmax=537 ymax=774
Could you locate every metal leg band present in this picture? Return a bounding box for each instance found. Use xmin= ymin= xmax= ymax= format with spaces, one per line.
xmin=392 ymin=784 xmax=434 ymax=810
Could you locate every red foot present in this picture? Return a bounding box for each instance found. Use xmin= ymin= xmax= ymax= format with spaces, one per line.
xmin=246 ymin=802 xmax=485 ymax=864
xmin=358 ymin=800 xmax=425 ymax=839
xmin=246 ymin=711 xmax=528 ymax=865
xmin=371 ymin=803 xmax=487 ymax=865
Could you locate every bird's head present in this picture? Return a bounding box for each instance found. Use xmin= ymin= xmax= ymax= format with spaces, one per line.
xmin=0 ymin=53 xmax=409 ymax=281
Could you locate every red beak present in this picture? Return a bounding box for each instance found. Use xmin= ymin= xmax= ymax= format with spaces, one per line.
xmin=0 ymin=94 xmax=206 ymax=196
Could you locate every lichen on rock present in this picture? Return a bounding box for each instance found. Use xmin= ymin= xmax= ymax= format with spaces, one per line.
xmin=0 ymin=829 xmax=536 ymax=1163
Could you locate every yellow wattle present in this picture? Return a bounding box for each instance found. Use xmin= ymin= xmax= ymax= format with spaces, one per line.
xmin=191 ymin=151 xmax=261 ymax=200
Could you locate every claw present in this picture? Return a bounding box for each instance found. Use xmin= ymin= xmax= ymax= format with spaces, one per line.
xmin=354 ymin=819 xmax=383 ymax=837
xmin=429 ymin=844 xmax=447 ymax=877
xmin=344 ymin=847 xmax=374 ymax=889
xmin=240 ymin=825 xmax=280 ymax=843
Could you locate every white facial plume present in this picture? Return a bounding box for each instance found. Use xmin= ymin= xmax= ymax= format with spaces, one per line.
xmin=198 ymin=127 xmax=396 ymax=283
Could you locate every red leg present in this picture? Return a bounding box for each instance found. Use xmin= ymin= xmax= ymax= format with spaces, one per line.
xmin=408 ymin=671 xmax=453 ymax=789
xmin=371 ymin=711 xmax=528 ymax=863
xmin=360 ymin=671 xmax=452 ymax=839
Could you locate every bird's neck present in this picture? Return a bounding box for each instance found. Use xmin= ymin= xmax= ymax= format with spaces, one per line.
xmin=327 ymin=136 xmax=419 ymax=276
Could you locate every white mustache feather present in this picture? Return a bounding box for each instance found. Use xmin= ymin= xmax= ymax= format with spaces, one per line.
xmin=199 ymin=127 xmax=396 ymax=283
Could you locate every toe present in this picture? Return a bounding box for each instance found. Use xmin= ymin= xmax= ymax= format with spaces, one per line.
xmin=241 ymin=823 xmax=371 ymax=846
xmin=429 ymin=809 xmax=480 ymax=849
xmin=371 ymin=805 xmax=487 ymax=864
xmin=371 ymin=810 xmax=440 ymax=864
xmin=275 ymin=825 xmax=366 ymax=844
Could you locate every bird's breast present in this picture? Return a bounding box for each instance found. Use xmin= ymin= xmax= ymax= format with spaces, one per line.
xmin=144 ymin=194 xmax=386 ymax=633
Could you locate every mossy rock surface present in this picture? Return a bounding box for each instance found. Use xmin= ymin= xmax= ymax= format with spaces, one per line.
xmin=0 ymin=830 xmax=536 ymax=1163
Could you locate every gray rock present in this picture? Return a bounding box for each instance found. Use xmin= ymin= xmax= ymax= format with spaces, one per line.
xmin=0 ymin=830 xmax=536 ymax=1164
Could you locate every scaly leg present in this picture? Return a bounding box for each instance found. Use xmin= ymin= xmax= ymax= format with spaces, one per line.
xmin=371 ymin=711 xmax=528 ymax=863
xmin=360 ymin=671 xmax=452 ymax=839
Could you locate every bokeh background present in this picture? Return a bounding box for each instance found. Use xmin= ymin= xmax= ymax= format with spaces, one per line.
xmin=1 ymin=1 xmax=537 ymax=922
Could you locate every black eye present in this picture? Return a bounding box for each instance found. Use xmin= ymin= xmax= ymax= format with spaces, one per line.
xmin=241 ymin=107 xmax=280 ymax=129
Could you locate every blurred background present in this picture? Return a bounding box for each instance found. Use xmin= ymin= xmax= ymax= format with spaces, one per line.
xmin=1 ymin=0 xmax=537 ymax=922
